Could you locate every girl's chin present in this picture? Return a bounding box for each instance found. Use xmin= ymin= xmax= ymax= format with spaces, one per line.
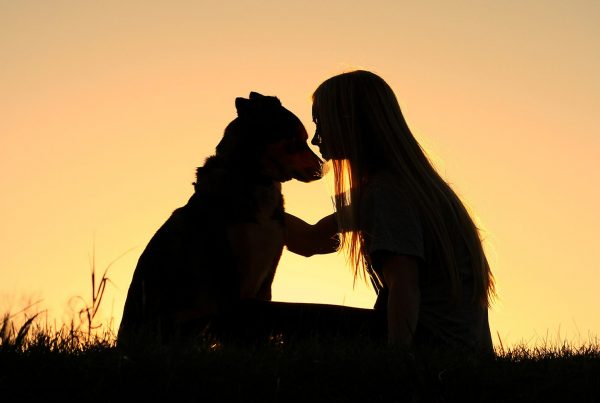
xmin=318 ymin=149 xmax=332 ymax=161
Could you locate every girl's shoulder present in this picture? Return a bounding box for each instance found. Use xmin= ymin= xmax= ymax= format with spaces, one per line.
xmin=363 ymin=170 xmax=414 ymax=207
xmin=360 ymin=170 xmax=425 ymax=260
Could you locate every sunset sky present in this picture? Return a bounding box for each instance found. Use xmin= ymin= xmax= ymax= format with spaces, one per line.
xmin=1 ymin=1 xmax=598 ymax=347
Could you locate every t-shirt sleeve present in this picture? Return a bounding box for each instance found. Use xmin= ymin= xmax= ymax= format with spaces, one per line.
xmin=360 ymin=179 xmax=425 ymax=260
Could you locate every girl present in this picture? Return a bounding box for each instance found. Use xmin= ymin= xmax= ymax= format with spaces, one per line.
xmin=285 ymin=70 xmax=495 ymax=353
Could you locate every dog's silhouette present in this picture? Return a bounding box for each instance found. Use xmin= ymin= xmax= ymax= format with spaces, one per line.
xmin=118 ymin=92 xmax=322 ymax=347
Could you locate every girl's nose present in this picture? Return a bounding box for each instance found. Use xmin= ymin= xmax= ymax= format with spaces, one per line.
xmin=311 ymin=133 xmax=321 ymax=145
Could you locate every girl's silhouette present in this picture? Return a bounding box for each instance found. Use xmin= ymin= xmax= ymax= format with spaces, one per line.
xmin=286 ymin=70 xmax=495 ymax=353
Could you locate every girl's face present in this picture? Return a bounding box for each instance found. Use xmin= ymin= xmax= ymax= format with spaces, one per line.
xmin=310 ymin=116 xmax=331 ymax=160
xmin=311 ymin=102 xmax=345 ymax=160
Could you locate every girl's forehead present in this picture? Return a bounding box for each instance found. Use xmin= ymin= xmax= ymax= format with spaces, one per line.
xmin=311 ymin=103 xmax=319 ymax=119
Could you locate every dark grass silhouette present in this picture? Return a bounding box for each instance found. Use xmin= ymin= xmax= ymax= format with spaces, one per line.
xmin=1 ymin=259 xmax=599 ymax=402
xmin=1 ymin=314 xmax=599 ymax=402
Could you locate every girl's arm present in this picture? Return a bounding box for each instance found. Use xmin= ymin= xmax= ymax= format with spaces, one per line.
xmin=379 ymin=253 xmax=420 ymax=348
xmin=284 ymin=213 xmax=339 ymax=257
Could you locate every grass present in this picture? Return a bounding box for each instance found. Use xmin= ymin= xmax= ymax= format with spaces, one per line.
xmin=2 ymin=309 xmax=599 ymax=401
xmin=1 ymin=322 xmax=599 ymax=402
xmin=1 ymin=263 xmax=599 ymax=402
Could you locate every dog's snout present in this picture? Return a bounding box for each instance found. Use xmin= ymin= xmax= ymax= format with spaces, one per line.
xmin=303 ymin=151 xmax=324 ymax=181
xmin=310 ymin=164 xmax=323 ymax=180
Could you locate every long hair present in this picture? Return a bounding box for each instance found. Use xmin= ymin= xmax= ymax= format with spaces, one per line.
xmin=312 ymin=70 xmax=495 ymax=307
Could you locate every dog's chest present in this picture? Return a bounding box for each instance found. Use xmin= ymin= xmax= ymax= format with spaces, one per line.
xmin=228 ymin=183 xmax=285 ymax=298
xmin=253 ymin=182 xmax=284 ymax=222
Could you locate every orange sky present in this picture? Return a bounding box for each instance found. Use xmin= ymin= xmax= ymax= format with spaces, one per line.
xmin=1 ymin=1 xmax=599 ymax=347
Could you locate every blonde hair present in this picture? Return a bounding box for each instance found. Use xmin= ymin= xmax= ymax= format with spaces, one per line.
xmin=312 ymin=70 xmax=495 ymax=307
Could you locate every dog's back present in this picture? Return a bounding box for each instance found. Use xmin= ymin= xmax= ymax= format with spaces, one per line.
xmin=118 ymin=93 xmax=322 ymax=348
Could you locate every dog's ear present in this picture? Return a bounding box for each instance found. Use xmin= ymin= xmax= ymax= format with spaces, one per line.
xmin=250 ymin=92 xmax=282 ymax=108
xmin=249 ymin=91 xmax=265 ymax=100
xmin=235 ymin=97 xmax=251 ymax=117
xmin=236 ymin=92 xmax=283 ymax=117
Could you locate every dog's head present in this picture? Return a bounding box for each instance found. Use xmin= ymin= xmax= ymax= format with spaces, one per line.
xmin=216 ymin=92 xmax=322 ymax=183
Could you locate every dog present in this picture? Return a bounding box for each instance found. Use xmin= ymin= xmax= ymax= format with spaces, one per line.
xmin=118 ymin=92 xmax=322 ymax=347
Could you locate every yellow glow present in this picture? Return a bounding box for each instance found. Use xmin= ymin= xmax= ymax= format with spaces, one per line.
xmin=1 ymin=1 xmax=599 ymax=347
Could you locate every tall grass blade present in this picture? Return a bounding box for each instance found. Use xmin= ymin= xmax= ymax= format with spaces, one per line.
xmin=13 ymin=313 xmax=39 ymax=350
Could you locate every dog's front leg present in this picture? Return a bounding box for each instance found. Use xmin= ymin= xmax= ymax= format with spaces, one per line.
xmin=227 ymin=221 xmax=284 ymax=299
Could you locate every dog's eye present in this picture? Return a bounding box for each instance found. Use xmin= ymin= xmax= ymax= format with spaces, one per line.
xmin=284 ymin=137 xmax=306 ymax=153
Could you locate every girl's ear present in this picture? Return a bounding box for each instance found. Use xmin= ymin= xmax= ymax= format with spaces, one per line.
xmin=235 ymin=97 xmax=251 ymax=117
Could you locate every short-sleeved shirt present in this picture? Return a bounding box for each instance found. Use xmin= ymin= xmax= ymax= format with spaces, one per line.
xmin=353 ymin=170 xmax=493 ymax=353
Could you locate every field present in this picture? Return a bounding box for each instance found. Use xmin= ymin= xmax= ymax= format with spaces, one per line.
xmin=2 ymin=265 xmax=599 ymax=402
xmin=1 ymin=310 xmax=599 ymax=403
